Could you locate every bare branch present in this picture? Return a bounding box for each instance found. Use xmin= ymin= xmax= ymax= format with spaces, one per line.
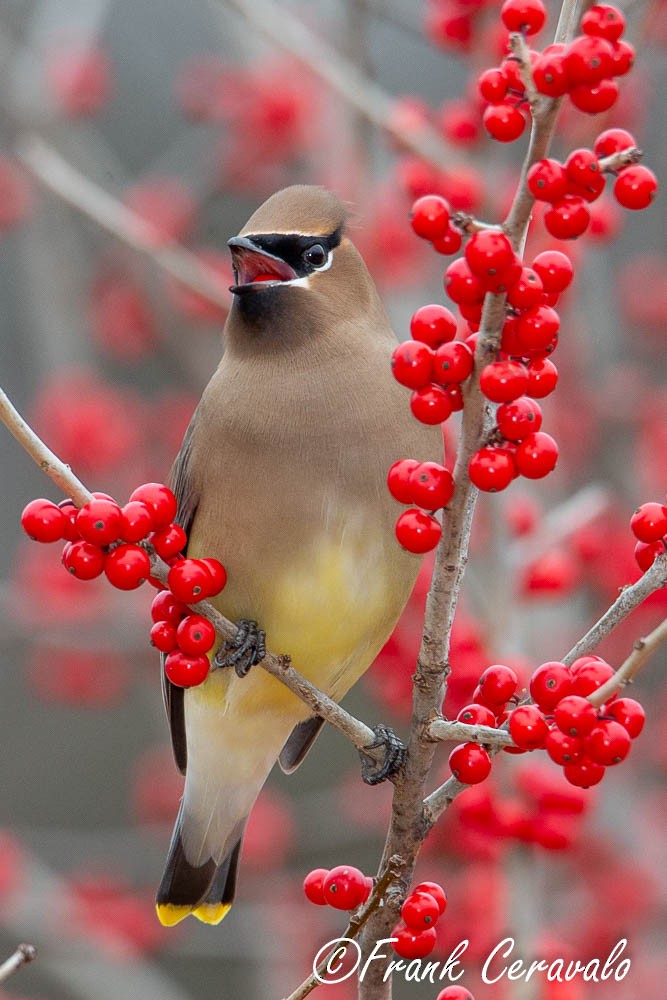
xmin=221 ymin=0 xmax=463 ymax=173
xmin=598 ymin=146 xmax=643 ymax=173
xmin=562 ymin=553 xmax=667 ymax=665
xmin=508 ymin=32 xmax=540 ymax=109
xmin=589 ymin=615 xmax=667 ymax=708
xmin=0 ymin=944 xmax=37 ymax=985
xmin=426 ymin=718 xmax=515 ymax=748
xmin=15 ymin=134 xmax=230 ymax=313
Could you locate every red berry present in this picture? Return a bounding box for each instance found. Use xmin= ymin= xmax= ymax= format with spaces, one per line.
xmin=483 ymin=104 xmax=526 ymax=143
xmin=456 ymin=704 xmax=496 ymax=727
xmin=58 ymin=500 xmax=80 ymax=541
xmin=62 ymin=539 xmax=106 ymax=580
xmin=21 ymin=498 xmax=66 ymax=543
xmin=464 ymin=230 xmax=515 ymax=283
xmin=410 ymin=384 xmax=453 ymax=424
xmin=544 ymin=196 xmax=590 ymax=239
xmin=515 ymin=432 xmax=558 ymax=478
xmin=479 ymin=663 xmax=518 ymax=705
xmin=449 ymin=743 xmax=492 ymax=784
xmin=593 ymin=128 xmax=636 ymax=158
xmin=443 ymin=384 xmax=464 ymax=411
xmin=480 ymin=360 xmax=529 ymax=403
xmin=151 ymin=524 xmax=188 ymax=560
xmin=478 ymin=68 xmax=508 ymax=105
xmin=444 ymin=258 xmax=485 ymax=305
xmin=167 ymin=558 xmax=212 ymax=603
xmin=388 ymin=459 xmax=421 ymax=504
xmin=198 ymin=558 xmax=227 ymax=595
xmin=469 ymin=447 xmax=516 ymax=492
xmin=129 ymin=483 xmax=177 ymax=529
xmin=410 ymin=304 xmax=457 ymax=348
xmin=584 ymin=719 xmax=631 ymax=765
xmin=391 ymin=341 xmax=435 ymax=389
xmin=401 ymin=891 xmax=440 ymax=930
xmin=151 ymin=590 xmax=188 ymax=625
xmin=613 ymin=166 xmax=658 ymax=210
xmin=533 ymin=44 xmax=570 ymax=97
xmin=120 ymin=501 xmax=155 ymax=542
xmin=545 ymin=728 xmax=585 ymax=765
xmin=391 ymin=924 xmax=437 ymax=959
xmin=75 ymin=498 xmax=123 ymax=546
xmin=506 ymin=267 xmax=544 ymax=310
xmin=409 ymin=462 xmax=455 ymax=510
xmin=610 ymin=38 xmax=634 ymax=76
xmin=554 ymin=695 xmax=598 ymax=737
xmin=606 ymin=697 xmax=645 ymax=739
xmin=303 ymin=869 xmax=329 ymax=906
xmin=527 ymin=159 xmax=568 ymax=203
xmin=413 ymin=881 xmax=447 ymax=915
xmin=322 ymin=865 xmax=368 ymax=910
xmin=501 ymin=0 xmax=546 ymax=35
xmin=530 ymin=660 xmax=572 ymax=711
xmin=532 ymin=251 xmax=574 ymax=293
xmin=569 ymin=78 xmax=618 ymax=114
xmin=570 ymin=656 xmax=614 ymax=697
xmin=496 ymin=396 xmax=543 ymax=441
xmin=565 ymin=148 xmax=601 ymax=190
xmin=432 ymin=226 xmax=463 ymax=255
xmin=565 ymin=35 xmax=615 ymax=86
xmin=563 ymin=757 xmax=605 ymax=787
xmin=395 ymin=509 xmax=442 ymax=553
xmin=634 ymin=539 xmax=664 ymax=572
xmin=177 ymin=614 xmax=216 ymax=655
xmin=410 ymin=195 xmax=450 ymax=241
xmin=434 ymin=341 xmax=474 ymax=384
xmin=104 ymin=543 xmax=151 ymax=590
xmin=526 ymin=358 xmax=558 ymax=397
xmin=164 ymin=650 xmax=210 ymax=687
xmin=436 ymin=989 xmax=476 ymax=1000
xmin=509 ymin=704 xmax=549 ymax=750
xmin=150 ymin=620 xmax=178 ymax=653
xmin=516 ymin=305 xmax=560 ymax=352
xmin=581 ymin=5 xmax=625 ymax=43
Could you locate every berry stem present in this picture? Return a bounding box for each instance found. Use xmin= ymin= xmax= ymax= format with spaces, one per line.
xmin=587 ymin=614 xmax=667 ymax=708
xmin=426 ymin=719 xmax=516 ymax=748
xmin=450 ymin=211 xmax=503 ymax=235
xmin=0 ymin=944 xmax=37 ymax=985
xmin=597 ymin=146 xmax=643 ymax=173
xmin=508 ymin=31 xmax=540 ymax=108
xmin=562 ymin=553 xmax=667 ymax=666
xmin=15 ymin=135 xmax=231 ymax=312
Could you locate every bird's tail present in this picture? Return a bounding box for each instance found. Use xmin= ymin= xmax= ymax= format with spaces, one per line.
xmin=156 ymin=804 xmax=245 ymax=927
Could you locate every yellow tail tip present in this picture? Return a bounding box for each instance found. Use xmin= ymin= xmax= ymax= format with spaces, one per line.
xmin=156 ymin=903 xmax=193 ymax=927
xmin=193 ymin=902 xmax=232 ymax=925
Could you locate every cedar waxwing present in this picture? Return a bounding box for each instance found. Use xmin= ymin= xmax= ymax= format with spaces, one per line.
xmin=156 ymin=185 xmax=439 ymax=927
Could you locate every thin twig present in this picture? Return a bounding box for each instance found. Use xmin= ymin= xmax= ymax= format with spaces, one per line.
xmin=562 ymin=553 xmax=667 ymax=665
xmin=0 ymin=944 xmax=37 ymax=984
xmin=589 ymin=616 xmax=667 ymax=708
xmin=15 ymin=134 xmax=230 ymax=312
xmin=598 ymin=146 xmax=643 ymax=173
xmin=0 ymin=384 xmax=383 ymax=766
xmin=426 ymin=719 xmax=515 ymax=748
xmin=508 ymin=32 xmax=540 ymax=108
xmin=221 ymin=0 xmax=462 ymax=173
xmin=283 ymin=856 xmax=403 ymax=1000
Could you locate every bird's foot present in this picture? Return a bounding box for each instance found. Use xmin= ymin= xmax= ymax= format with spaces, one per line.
xmin=214 ymin=619 xmax=266 ymax=678
xmin=359 ymin=724 xmax=406 ymax=785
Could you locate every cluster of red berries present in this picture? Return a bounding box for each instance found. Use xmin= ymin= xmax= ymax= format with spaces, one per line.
xmin=450 ymin=658 xmax=645 ymax=789
xmin=21 ymin=483 xmax=227 ymax=690
xmin=527 ymin=129 xmax=657 ymax=241
xmin=630 ymin=500 xmax=667 ymax=572
xmin=390 ymin=880 xmax=447 ymax=960
xmin=387 ymin=460 xmax=454 ymax=553
xmin=303 ymin=865 xmax=372 ymax=911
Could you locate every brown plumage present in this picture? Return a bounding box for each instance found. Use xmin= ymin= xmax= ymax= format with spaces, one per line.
xmin=156 ymin=185 xmax=439 ymax=927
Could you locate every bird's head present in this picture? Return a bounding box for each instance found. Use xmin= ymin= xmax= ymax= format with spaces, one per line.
xmin=226 ymin=186 xmax=386 ymax=345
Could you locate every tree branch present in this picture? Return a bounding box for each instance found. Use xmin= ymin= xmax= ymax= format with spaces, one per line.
xmin=588 ymin=615 xmax=667 ymax=708
xmin=0 ymin=944 xmax=37 ymax=985
xmin=15 ymin=134 xmax=230 ymax=313
xmin=426 ymin=719 xmax=515 ymax=748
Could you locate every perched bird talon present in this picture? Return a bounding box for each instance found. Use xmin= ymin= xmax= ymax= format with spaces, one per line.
xmin=214 ymin=619 xmax=266 ymax=677
xmin=359 ymin=724 xmax=406 ymax=785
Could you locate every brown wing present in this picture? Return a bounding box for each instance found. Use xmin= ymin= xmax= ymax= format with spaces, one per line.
xmin=161 ymin=414 xmax=200 ymax=775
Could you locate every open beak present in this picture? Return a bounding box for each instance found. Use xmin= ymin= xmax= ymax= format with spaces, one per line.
xmin=228 ymin=236 xmax=297 ymax=294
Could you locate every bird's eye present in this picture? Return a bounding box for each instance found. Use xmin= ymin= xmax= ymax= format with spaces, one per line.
xmin=304 ymin=244 xmax=328 ymax=268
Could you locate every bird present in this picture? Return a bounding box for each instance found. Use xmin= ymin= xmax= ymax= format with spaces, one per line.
xmin=156 ymin=185 xmax=440 ymax=927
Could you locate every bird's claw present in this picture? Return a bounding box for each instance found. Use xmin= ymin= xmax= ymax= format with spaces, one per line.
xmin=359 ymin=724 xmax=406 ymax=785
xmin=214 ymin=619 xmax=266 ymax=678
